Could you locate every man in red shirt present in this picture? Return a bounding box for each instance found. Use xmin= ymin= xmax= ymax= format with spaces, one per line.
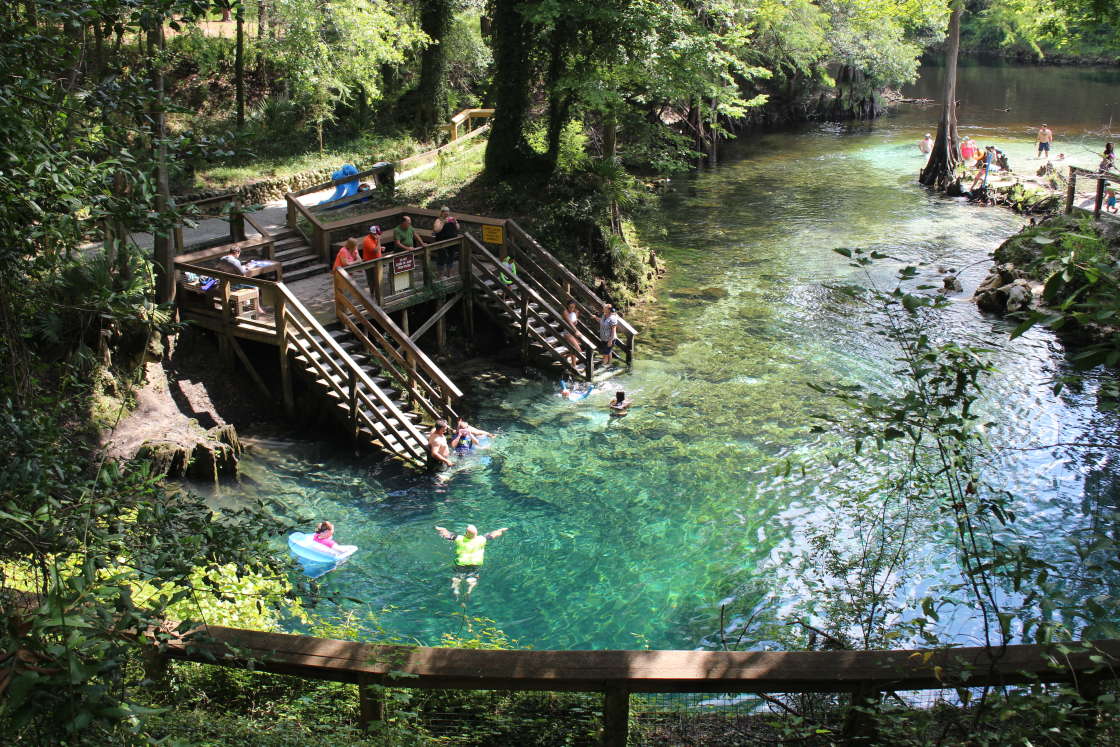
xmin=362 ymin=225 xmax=382 ymax=261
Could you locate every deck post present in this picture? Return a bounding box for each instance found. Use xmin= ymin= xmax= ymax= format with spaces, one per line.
xmin=436 ymin=312 xmax=446 ymax=352
xmin=357 ymin=675 xmax=385 ymax=731
xmin=348 ymin=369 xmax=358 ymax=438
xmin=461 ymin=238 xmax=474 ymax=338
xmin=423 ymin=245 xmax=434 ymax=288
xmin=625 ymin=329 xmax=634 ymax=367
xmin=275 ymin=296 xmax=294 ymax=416
xmin=602 ymin=688 xmax=629 ymax=747
xmin=1094 ymin=177 xmax=1105 ymax=219
xmin=842 ymin=682 xmax=880 ymax=743
xmin=585 ymin=345 xmax=595 ymax=382
xmin=520 ymin=294 xmax=530 ymax=362
xmin=1065 ymin=169 xmax=1077 ymax=215
xmin=218 ymin=282 xmax=233 ymax=362
xmin=285 ymin=196 xmax=297 ymax=229
xmin=230 ymin=199 xmax=247 ymax=242
xmin=374 ymin=261 xmax=384 ymax=306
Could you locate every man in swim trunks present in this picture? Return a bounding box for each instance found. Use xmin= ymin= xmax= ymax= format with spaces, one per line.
xmin=428 ymin=419 xmax=454 ymax=468
xmin=434 ymin=524 xmax=509 ymax=597
xmin=1037 ymin=124 xmax=1053 ymax=159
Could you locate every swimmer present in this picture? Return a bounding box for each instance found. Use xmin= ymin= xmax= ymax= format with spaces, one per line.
xmin=918 ymin=133 xmax=933 ymax=155
xmin=452 ymin=417 xmax=494 ymax=454
xmin=428 ymin=420 xmax=454 ymax=468
xmin=434 ymin=524 xmax=510 ymax=597
xmin=609 ymin=390 xmax=632 ymax=415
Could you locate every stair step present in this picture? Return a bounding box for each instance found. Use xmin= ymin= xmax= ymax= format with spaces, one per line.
xmin=274 ymin=245 xmax=316 ymax=261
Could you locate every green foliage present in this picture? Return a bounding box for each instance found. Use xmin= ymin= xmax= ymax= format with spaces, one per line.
xmin=962 ymin=0 xmax=1120 ymax=60
xmin=1007 ymin=218 xmax=1120 ymax=368
xmin=527 ymin=119 xmax=590 ymax=174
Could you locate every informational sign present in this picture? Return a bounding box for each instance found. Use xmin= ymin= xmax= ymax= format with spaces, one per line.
xmin=482 ymin=224 xmax=504 ymax=245
xmin=393 ymin=253 xmax=416 ymax=273
xmin=392 ymin=253 xmax=415 ymax=292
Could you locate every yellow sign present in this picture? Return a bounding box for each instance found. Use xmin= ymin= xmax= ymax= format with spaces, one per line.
xmin=482 ymin=224 xmax=504 ymax=245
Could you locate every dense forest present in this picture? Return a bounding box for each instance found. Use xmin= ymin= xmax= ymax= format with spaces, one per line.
xmin=2 ymin=0 xmax=1119 ymax=743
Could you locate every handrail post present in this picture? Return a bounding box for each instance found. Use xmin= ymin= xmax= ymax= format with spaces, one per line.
xmin=275 ymin=295 xmax=294 ymax=416
xmin=625 ymin=329 xmax=634 ymax=367
xmin=1065 ymin=168 xmax=1076 ymax=215
xmin=348 ymin=369 xmax=359 ymax=438
xmin=520 ymin=293 xmax=530 ymax=362
xmin=357 ymin=674 xmax=385 ymax=731
xmin=602 ymin=688 xmax=629 ymax=747
xmin=374 ymin=261 xmax=384 ymax=306
xmin=286 ymin=195 xmax=298 ymax=229
xmin=405 ymin=350 xmax=417 ymax=408
xmin=1094 ymin=176 xmax=1105 ymax=219
xmin=422 ymin=244 xmax=433 ymax=288
xmin=462 ymin=238 xmax=474 ymax=338
xmin=585 ymin=344 xmax=595 ymax=382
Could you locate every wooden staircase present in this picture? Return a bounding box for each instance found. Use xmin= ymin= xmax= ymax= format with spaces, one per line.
xmin=275 ymin=286 xmax=429 ymax=466
xmin=271 ymin=228 xmax=329 ymax=282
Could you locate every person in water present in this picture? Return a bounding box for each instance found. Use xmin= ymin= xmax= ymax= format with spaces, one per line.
xmin=434 ymin=524 xmax=510 ymax=597
xmin=1036 ymin=124 xmax=1053 ymax=159
xmin=918 ymin=133 xmax=933 ymax=155
xmin=428 ymin=419 xmax=454 ymax=468
xmin=560 ymin=378 xmax=591 ymax=400
xmin=312 ymin=521 xmax=347 ymax=555
xmin=609 ymin=390 xmax=632 ymax=415
xmin=451 ymin=417 xmax=494 ymax=455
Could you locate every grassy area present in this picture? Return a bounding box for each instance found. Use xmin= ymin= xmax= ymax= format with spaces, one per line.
xmin=188 ymin=132 xmax=435 ymax=190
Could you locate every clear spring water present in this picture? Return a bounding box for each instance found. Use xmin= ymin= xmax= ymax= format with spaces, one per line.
xmin=196 ymin=63 xmax=1120 ymax=650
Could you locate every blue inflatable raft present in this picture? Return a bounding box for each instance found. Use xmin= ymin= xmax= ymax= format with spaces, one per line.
xmin=288 ymin=532 xmax=358 ymax=578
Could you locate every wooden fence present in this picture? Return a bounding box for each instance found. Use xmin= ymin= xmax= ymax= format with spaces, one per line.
xmin=154 ymin=625 xmax=1120 ymax=746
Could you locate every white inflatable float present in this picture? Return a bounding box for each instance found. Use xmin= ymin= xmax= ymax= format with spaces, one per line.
xmin=288 ymin=532 xmax=357 ymax=578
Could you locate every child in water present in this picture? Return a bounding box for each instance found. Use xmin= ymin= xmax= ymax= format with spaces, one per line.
xmin=609 ymin=390 xmax=632 ymax=415
xmin=313 ymin=521 xmax=337 ymax=548
xmin=451 ymin=417 xmax=494 ymax=455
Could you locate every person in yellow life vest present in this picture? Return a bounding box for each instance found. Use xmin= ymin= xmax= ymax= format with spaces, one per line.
xmin=434 ymin=524 xmax=510 ymax=597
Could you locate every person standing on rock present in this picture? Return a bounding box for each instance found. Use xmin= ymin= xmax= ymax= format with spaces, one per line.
xmin=1036 ymin=124 xmax=1053 ymax=159
xmin=434 ymin=524 xmax=509 ymax=597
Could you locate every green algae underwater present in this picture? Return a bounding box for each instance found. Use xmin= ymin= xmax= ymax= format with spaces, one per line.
xmin=198 ymin=63 xmax=1120 ymax=650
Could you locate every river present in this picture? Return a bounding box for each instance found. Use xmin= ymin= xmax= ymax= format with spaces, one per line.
xmin=193 ymin=63 xmax=1120 ymax=650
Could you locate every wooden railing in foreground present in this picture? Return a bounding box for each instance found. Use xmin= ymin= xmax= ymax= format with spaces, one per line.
xmin=334 ymin=261 xmax=462 ymax=424
xmin=155 ymin=625 xmax=1120 ymax=746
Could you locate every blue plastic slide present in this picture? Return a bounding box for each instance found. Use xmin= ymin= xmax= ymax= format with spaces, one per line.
xmin=288 ymin=532 xmax=358 ymax=578
xmin=317 ymin=163 xmax=360 ymax=205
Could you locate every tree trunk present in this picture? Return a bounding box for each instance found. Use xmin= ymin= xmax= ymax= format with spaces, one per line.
xmin=148 ymin=21 xmax=174 ymax=303
xmin=257 ymin=0 xmax=267 ymax=40
xmin=543 ymin=20 xmax=572 ymax=173
xmin=235 ymin=4 xmax=245 ymax=127
xmin=919 ymin=5 xmax=962 ymax=190
xmin=484 ymin=0 xmax=538 ymax=178
xmin=415 ymin=0 xmax=452 ymax=136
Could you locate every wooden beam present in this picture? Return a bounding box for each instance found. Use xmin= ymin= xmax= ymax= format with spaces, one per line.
xmin=602 ymin=689 xmax=629 ymax=747
xmin=275 ymin=295 xmax=294 ymax=416
xmin=229 ymin=336 xmax=272 ymax=401
xmin=409 ymin=294 xmax=462 ymax=342
xmin=164 ymin=627 xmax=1120 ymax=695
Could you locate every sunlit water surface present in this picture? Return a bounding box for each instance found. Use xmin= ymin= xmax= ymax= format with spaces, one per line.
xmin=193 ymin=63 xmax=1120 ymax=649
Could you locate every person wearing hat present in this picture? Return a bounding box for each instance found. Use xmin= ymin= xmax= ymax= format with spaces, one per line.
xmin=918 ymin=133 xmax=933 ymax=155
xmin=1037 ymin=124 xmax=1053 ymax=159
xmin=362 ymin=224 xmax=382 ymax=261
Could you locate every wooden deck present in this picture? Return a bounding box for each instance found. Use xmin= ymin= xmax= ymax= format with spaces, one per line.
xmin=173 ymin=205 xmax=638 ymax=466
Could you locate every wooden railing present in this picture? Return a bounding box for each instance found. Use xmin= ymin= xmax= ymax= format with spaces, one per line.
xmin=334 ymin=263 xmax=462 ymax=424
xmin=466 ymin=234 xmax=598 ymax=378
xmin=504 ymin=220 xmax=636 ymax=366
xmin=173 ymin=258 xmax=428 ymax=466
xmin=1065 ymin=165 xmax=1120 ymax=219
xmin=155 ymin=624 xmax=1120 ymax=747
xmin=440 ymin=107 xmax=495 ymax=142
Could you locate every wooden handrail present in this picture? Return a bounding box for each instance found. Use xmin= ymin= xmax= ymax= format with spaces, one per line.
xmin=505 ymin=220 xmax=638 ymax=339
xmin=163 ymin=625 xmax=1120 ymax=694
xmin=466 ymin=235 xmax=596 ymax=378
xmin=289 ymin=163 xmax=394 ymax=199
xmin=334 ymin=265 xmax=462 ymax=422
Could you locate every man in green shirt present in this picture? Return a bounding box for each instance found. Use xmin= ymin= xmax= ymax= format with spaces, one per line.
xmin=435 ymin=524 xmax=510 ymax=597
xmin=389 ymin=215 xmax=426 ymax=252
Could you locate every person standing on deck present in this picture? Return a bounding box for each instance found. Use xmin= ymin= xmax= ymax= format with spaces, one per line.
xmin=362 ymin=225 xmax=382 ymax=261
xmin=389 ymin=215 xmax=426 ymax=253
xmin=599 ymin=304 xmax=619 ymax=367
xmin=333 ymin=237 xmax=360 ymax=271
xmin=918 ymin=133 xmax=933 ymax=155
xmin=432 ymin=206 xmax=460 ymax=275
xmin=435 ymin=524 xmax=510 ymax=597
xmin=1037 ymin=124 xmax=1054 ymax=159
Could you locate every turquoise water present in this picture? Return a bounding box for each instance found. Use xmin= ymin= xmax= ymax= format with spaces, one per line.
xmin=209 ymin=65 xmax=1120 ymax=650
